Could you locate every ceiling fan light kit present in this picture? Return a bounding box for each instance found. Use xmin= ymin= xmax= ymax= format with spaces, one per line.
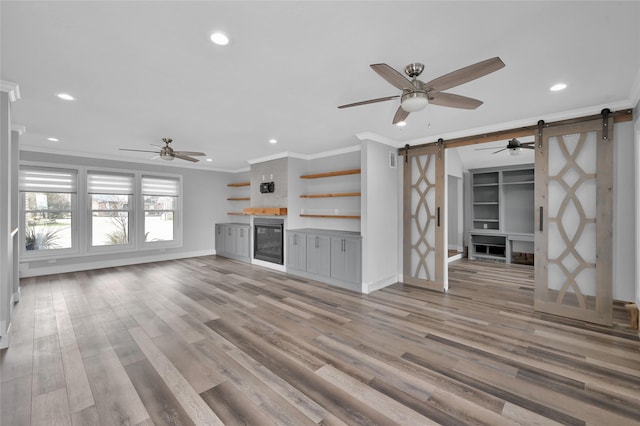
xmin=338 ymin=57 xmax=505 ymax=124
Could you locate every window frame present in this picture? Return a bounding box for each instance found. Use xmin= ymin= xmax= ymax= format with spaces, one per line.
xmin=19 ymin=166 xmax=79 ymax=259
xmin=141 ymin=175 xmax=183 ymax=248
xmin=18 ymin=162 xmax=183 ymax=261
xmin=87 ymin=171 xmax=135 ymax=252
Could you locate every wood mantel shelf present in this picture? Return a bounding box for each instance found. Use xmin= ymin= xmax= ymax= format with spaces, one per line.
xmin=300 ymin=168 xmax=361 ymax=179
xmin=300 ymin=214 xmax=360 ymax=219
xmin=243 ymin=207 xmax=287 ymax=216
xmin=227 ymin=181 xmax=250 ymax=187
xmin=300 ymin=192 xmax=361 ymax=198
xmin=227 ymin=197 xmax=250 ymax=201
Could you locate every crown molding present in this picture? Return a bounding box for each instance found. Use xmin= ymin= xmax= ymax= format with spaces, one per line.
xmin=0 ymin=80 xmax=21 ymax=102
xmin=355 ymin=132 xmax=397 ymax=147
xmin=247 ymin=145 xmax=361 ymax=165
xmin=12 ymin=124 xmax=26 ymax=135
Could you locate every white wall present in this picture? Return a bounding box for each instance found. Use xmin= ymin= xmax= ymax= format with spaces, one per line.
xmin=19 ymin=151 xmax=230 ymax=276
xmin=446 ymin=149 xmax=464 ymax=251
xmin=361 ymin=140 xmax=399 ymax=293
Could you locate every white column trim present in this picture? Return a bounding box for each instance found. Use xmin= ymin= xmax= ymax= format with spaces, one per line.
xmin=0 ymin=81 xmax=21 ymax=102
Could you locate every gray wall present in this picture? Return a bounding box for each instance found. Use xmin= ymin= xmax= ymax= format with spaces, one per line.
xmin=250 ymin=157 xmax=288 ymax=208
xmin=19 ymin=151 xmax=230 ymax=276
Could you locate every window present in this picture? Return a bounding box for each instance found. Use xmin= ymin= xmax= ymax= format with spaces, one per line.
xmin=88 ymin=172 xmax=134 ymax=247
xmin=20 ymin=167 xmax=77 ymax=253
xmin=142 ymin=176 xmax=179 ymax=243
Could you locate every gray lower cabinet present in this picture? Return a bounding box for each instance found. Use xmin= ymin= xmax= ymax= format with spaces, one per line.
xmin=307 ymin=234 xmax=331 ymax=277
xmin=286 ymin=231 xmax=307 ymax=271
xmin=331 ymin=236 xmax=362 ymax=284
xmin=215 ymin=223 xmax=250 ymax=263
xmin=286 ymin=228 xmax=362 ymax=291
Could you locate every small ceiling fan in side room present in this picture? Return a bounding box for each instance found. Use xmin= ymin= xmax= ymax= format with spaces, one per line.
xmin=475 ymin=138 xmax=535 ymax=155
xmin=338 ymin=57 xmax=505 ymax=124
xmin=119 ymin=138 xmax=206 ymax=162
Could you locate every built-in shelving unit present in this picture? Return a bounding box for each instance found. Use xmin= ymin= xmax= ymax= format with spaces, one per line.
xmin=469 ymin=165 xmax=534 ymax=263
xmin=227 ymin=181 xmax=251 ymax=216
xmin=299 ymin=168 xmax=361 ymax=220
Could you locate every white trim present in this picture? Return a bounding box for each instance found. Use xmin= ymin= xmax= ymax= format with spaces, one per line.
xmin=19 ymin=249 xmax=215 ymax=278
xmin=247 ymin=145 xmax=361 ymax=165
xmin=12 ymin=124 xmax=26 ymax=135
xmin=403 ymin=100 xmax=633 ymax=147
xmin=0 ymin=80 xmax=21 ymax=102
xmin=251 ymin=258 xmax=286 ymax=272
xmin=447 ymin=253 xmax=463 ymax=263
xmin=356 ymin=132 xmax=397 ymax=147
xmin=363 ymin=273 xmax=398 ymax=294
xmin=630 ymin=66 xmax=640 ymax=108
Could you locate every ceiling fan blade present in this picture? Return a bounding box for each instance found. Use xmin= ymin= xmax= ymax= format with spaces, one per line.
xmin=150 ymin=155 xmax=160 ymax=160
xmin=492 ymin=148 xmax=507 ymax=154
xmin=475 ymin=146 xmax=503 ymax=151
xmin=422 ymin=57 xmax=505 ymax=93
xmin=119 ymin=149 xmax=159 ymax=153
xmin=392 ymin=106 xmax=410 ymax=125
xmin=522 ymin=145 xmax=536 ymax=150
xmin=175 ymin=154 xmax=199 ymax=162
xmin=370 ymin=63 xmax=416 ymax=91
xmin=429 ymin=92 xmax=483 ymax=109
xmin=338 ymin=95 xmax=400 ymax=109
xmin=174 ymin=151 xmax=206 ymax=156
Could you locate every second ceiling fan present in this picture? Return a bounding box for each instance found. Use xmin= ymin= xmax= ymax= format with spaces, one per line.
xmin=338 ymin=57 xmax=505 ymax=124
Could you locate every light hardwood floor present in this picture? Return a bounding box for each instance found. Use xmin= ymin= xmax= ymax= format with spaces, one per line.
xmin=2 ymin=257 xmax=639 ymax=425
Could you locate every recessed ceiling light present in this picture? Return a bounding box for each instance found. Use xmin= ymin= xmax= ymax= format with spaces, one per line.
xmin=206 ymin=158 xmax=213 ymax=162
xmin=550 ymin=83 xmax=567 ymax=92
xmin=47 ymin=137 xmax=59 ymax=142
xmin=396 ymin=121 xmax=407 ymax=127
xmin=269 ymin=139 xmax=277 ymax=144
xmin=210 ymin=32 xmax=229 ymax=46
xmin=56 ymin=93 xmax=75 ymax=101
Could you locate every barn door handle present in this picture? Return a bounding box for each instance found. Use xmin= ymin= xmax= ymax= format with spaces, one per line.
xmin=437 ymin=207 xmax=441 ymax=227
xmin=539 ymin=206 xmax=544 ymax=231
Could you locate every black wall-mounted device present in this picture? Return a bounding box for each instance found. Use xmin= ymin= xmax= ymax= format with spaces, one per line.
xmin=259 ymin=182 xmax=275 ymax=193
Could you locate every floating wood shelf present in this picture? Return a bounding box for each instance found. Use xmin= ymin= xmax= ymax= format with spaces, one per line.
xmin=243 ymin=207 xmax=287 ymax=216
xmin=300 ymin=214 xmax=361 ymax=219
xmin=300 ymin=168 xmax=361 ymax=179
xmin=227 ymin=212 xmax=246 ymax=216
xmin=300 ymin=192 xmax=361 ymax=198
xmin=227 ymin=182 xmax=250 ymax=187
xmin=227 ymin=197 xmax=250 ymax=201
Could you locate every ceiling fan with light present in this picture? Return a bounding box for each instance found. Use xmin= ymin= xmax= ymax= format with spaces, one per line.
xmin=475 ymin=138 xmax=535 ymax=155
xmin=338 ymin=57 xmax=505 ymax=124
xmin=119 ymin=138 xmax=206 ymax=162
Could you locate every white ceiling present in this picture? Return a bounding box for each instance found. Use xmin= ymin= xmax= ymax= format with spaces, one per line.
xmin=2 ymin=1 xmax=639 ymax=171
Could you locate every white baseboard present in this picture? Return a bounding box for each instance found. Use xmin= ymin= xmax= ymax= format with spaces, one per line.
xmin=363 ymin=274 xmax=398 ymax=294
xmin=20 ymin=249 xmax=215 ymax=277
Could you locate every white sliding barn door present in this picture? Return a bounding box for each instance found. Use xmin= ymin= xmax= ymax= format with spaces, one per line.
xmin=403 ymin=144 xmax=446 ymax=291
xmin=534 ymin=118 xmax=613 ymax=325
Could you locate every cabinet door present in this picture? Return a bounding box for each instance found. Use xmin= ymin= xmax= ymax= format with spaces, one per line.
xmin=331 ymin=236 xmax=361 ymax=284
xmin=223 ymin=225 xmax=236 ymax=254
xmin=307 ymin=234 xmax=330 ymax=277
xmin=286 ymin=232 xmax=307 ymax=271
xmin=236 ymin=226 xmax=250 ymax=258
xmin=215 ymin=225 xmax=224 ymax=253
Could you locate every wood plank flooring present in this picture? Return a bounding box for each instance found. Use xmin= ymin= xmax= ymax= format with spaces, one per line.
xmin=2 ymin=257 xmax=639 ymax=425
